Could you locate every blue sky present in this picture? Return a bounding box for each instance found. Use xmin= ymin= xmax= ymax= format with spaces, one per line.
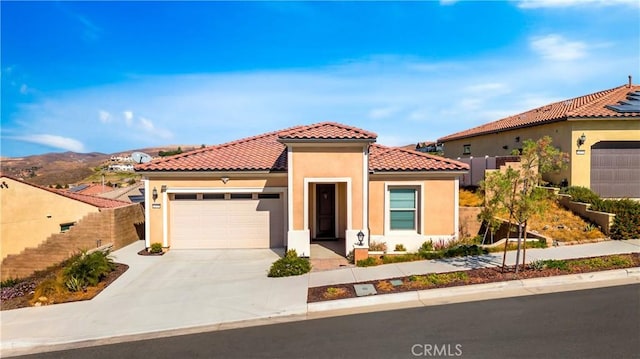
xmin=2 ymin=1 xmax=639 ymax=157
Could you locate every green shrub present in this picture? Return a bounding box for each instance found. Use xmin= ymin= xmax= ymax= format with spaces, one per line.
xmin=394 ymin=244 xmax=406 ymax=252
xmin=381 ymin=253 xmax=421 ymax=264
xmin=591 ymin=199 xmax=640 ymax=240
xmin=442 ymin=244 xmax=488 ymax=258
xmin=561 ymin=186 xmax=600 ymax=204
xmin=150 ymin=242 xmax=163 ymax=254
xmin=63 ymin=250 xmax=115 ymax=288
xmin=1 ymin=278 xmax=20 ymax=288
xmin=541 ymin=259 xmax=569 ymax=271
xmin=65 ymin=276 xmax=83 ymax=292
xmin=32 ymin=276 xmax=67 ymax=300
xmin=268 ymin=250 xmax=311 ymax=277
xmin=346 ymin=250 xmax=355 ymax=264
xmin=356 ymin=257 xmax=379 ymax=267
xmin=369 ymin=241 xmax=387 ymax=252
xmin=529 ymin=259 xmax=545 ymax=271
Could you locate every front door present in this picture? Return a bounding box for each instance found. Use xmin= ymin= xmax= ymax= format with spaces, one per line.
xmin=316 ymin=184 xmax=335 ymax=239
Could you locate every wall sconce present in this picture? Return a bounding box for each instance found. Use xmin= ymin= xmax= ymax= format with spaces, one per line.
xmin=515 ymin=136 xmax=520 ymax=143
xmin=357 ymin=230 xmax=365 ymax=246
xmin=577 ymin=133 xmax=586 ymax=147
xmin=221 ymin=176 xmax=229 ymax=184
xmin=502 ymin=145 xmax=508 ymax=150
xmin=152 ymin=187 xmax=158 ymax=202
xmin=161 ymin=185 xmax=167 ymax=192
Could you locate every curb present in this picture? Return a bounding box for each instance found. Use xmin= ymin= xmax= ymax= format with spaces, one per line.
xmin=307 ymin=267 xmax=640 ymax=313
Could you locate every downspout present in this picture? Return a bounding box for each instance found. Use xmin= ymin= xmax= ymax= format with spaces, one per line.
xmin=366 ymin=144 xmax=372 ymax=246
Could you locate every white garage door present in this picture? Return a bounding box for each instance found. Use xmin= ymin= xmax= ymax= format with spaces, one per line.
xmin=170 ymin=193 xmax=284 ymax=249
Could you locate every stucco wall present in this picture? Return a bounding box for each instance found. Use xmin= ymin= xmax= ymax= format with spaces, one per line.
xmin=1 ymin=177 xmax=100 ymax=260
xmin=290 ymin=146 xmax=365 ymax=232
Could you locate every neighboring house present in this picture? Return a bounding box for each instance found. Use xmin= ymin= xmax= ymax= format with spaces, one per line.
xmin=135 ymin=122 xmax=468 ymax=256
xmin=0 ymin=175 xmax=144 ymax=280
xmin=438 ymin=82 xmax=640 ymax=198
xmin=69 ymin=183 xmax=115 ymax=196
xmin=98 ymin=183 xmax=145 ymax=204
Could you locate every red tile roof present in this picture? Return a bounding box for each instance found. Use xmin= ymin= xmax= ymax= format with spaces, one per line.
xmin=278 ymin=122 xmax=377 ymax=140
xmin=136 ymin=122 xmax=465 ymax=173
xmin=438 ymin=84 xmax=640 ymax=142
xmin=0 ymin=175 xmax=131 ymax=208
xmin=74 ymin=183 xmax=114 ymax=196
xmin=369 ymin=144 xmax=468 ymax=172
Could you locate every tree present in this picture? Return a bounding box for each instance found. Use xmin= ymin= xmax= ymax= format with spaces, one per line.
xmin=480 ymin=136 xmax=568 ymax=273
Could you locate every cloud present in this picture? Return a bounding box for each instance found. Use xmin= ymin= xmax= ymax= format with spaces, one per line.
xmin=13 ymin=134 xmax=86 ymax=152
xmin=516 ymin=0 xmax=640 ymax=9
xmin=369 ymin=106 xmax=400 ymax=120
xmin=99 ymin=110 xmax=111 ymax=123
xmin=123 ymin=110 xmax=134 ymax=126
xmin=530 ymin=34 xmax=587 ymax=61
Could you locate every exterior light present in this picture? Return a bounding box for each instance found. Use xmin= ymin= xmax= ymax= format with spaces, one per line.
xmin=221 ymin=176 xmax=230 ymax=184
xmin=357 ymin=230 xmax=365 ymax=246
xmin=152 ymin=187 xmax=158 ymax=202
xmin=577 ymin=133 xmax=587 ymax=147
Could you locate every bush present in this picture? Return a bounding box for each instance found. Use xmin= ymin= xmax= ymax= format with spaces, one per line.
xmin=459 ymin=189 xmax=483 ymax=207
xmin=381 ymin=253 xmax=421 ymax=264
xmin=369 ymin=241 xmax=387 ymax=252
xmin=268 ymin=250 xmax=311 ymax=277
xmin=149 ymin=242 xmax=163 ymax=254
xmin=32 ymin=275 xmax=67 ymax=302
xmin=442 ymin=244 xmax=488 ymax=258
xmin=63 ymin=250 xmax=115 ymax=288
xmin=591 ymin=199 xmax=640 ymax=240
xmin=394 ymin=244 xmax=406 ymax=252
xmin=356 ymin=257 xmax=380 ymax=267
xmin=561 ymin=186 xmax=600 ymax=204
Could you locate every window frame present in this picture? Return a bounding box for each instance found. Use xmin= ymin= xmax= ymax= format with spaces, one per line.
xmin=463 ymin=144 xmax=471 ymax=155
xmin=384 ymin=183 xmax=423 ymax=235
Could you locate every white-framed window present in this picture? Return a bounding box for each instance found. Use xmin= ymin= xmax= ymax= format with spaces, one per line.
xmin=389 ymin=188 xmax=418 ymax=230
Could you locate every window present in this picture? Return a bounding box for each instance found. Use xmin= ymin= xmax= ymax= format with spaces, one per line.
xmin=230 ymin=193 xmax=252 ymax=200
xmin=174 ymin=194 xmax=197 ymax=200
xmin=463 ymin=144 xmax=471 ymax=155
xmin=203 ymin=193 xmax=225 ymax=200
xmin=258 ymin=193 xmax=280 ymax=199
xmin=389 ymin=188 xmax=417 ymax=230
xmin=60 ymin=222 xmax=75 ymax=233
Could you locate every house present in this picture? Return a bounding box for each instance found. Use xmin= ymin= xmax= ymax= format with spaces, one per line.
xmin=135 ymin=122 xmax=468 ymax=256
xmin=0 ymin=175 xmax=144 ymax=280
xmin=437 ymin=81 xmax=640 ymax=198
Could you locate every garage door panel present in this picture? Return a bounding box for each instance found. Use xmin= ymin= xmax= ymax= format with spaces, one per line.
xmin=170 ymin=194 xmax=284 ymax=249
xmin=591 ymin=142 xmax=640 ymax=198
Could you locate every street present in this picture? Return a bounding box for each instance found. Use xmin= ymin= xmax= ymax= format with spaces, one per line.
xmin=15 ymin=284 xmax=640 ymax=359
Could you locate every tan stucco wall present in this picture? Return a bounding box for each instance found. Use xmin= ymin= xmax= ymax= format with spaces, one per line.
xmin=1 ymin=177 xmax=99 ymax=259
xmin=441 ymin=118 xmax=639 ymax=187
xmin=144 ymin=175 xmax=288 ymax=247
xmin=290 ymin=146 xmax=365 ymax=232
xmin=368 ymin=176 xmax=457 ymax=236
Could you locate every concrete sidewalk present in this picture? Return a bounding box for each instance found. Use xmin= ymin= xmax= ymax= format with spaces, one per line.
xmin=1 ymin=239 xmax=638 ymax=357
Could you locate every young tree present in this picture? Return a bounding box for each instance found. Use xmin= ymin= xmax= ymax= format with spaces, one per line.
xmin=480 ymin=136 xmax=568 ymax=273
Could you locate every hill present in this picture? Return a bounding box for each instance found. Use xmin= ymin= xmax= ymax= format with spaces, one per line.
xmin=0 ymin=145 xmax=198 ymax=187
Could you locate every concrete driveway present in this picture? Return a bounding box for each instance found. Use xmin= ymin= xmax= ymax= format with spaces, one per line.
xmin=1 ymin=241 xmax=309 ymax=353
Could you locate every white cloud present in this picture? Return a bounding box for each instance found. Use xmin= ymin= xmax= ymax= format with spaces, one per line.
xmin=369 ymin=106 xmax=400 ymax=119
xmin=19 ymin=84 xmax=28 ymax=95
xmin=13 ymin=134 xmax=86 ymax=152
xmin=517 ymin=0 xmax=640 ymax=9
xmin=123 ymin=110 xmax=134 ymax=126
xmin=530 ymin=34 xmax=587 ymax=61
xmin=99 ymin=110 xmax=111 ymax=123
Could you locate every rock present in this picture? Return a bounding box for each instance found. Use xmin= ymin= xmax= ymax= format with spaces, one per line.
xmin=557 ymin=224 xmax=565 ymax=229
xmin=38 ymin=296 xmax=48 ymax=302
xmin=542 ymin=225 xmax=549 ymax=230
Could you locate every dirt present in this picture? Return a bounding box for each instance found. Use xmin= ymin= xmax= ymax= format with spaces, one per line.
xmin=307 ymin=253 xmax=640 ymax=303
xmin=1 ymin=263 xmax=128 ymax=311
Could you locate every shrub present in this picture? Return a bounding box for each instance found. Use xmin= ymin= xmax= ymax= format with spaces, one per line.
xmin=394 ymin=244 xmax=406 ymax=252
xmin=268 ymin=250 xmax=311 ymax=277
xmin=369 ymin=241 xmax=387 ymax=252
xmin=1 ymin=278 xmax=19 ymax=288
xmin=323 ymin=287 xmax=348 ymax=300
xmin=561 ymin=186 xmax=600 ymax=204
xmin=541 ymin=259 xmax=569 ymax=271
xmin=442 ymin=244 xmax=488 ymax=258
xmin=420 ymin=240 xmax=434 ymax=252
xmin=65 ymin=276 xmax=83 ymax=292
xmin=381 ymin=253 xmax=422 ymax=264
xmin=149 ymin=242 xmax=163 ymax=254
xmin=32 ymin=275 xmax=67 ymax=303
xmin=1 ymin=281 xmax=36 ymax=301
xmin=529 ymin=259 xmax=545 ymax=271
xmin=356 ymin=257 xmax=380 ymax=267
xmin=346 ymin=250 xmax=355 ymax=264
xmin=459 ymin=189 xmax=483 ymax=207
xmin=591 ymin=199 xmax=640 ymax=240
xmin=63 ymin=250 xmax=115 ymax=288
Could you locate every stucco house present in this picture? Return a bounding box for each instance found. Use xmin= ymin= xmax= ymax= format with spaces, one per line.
xmin=1 ymin=175 xmax=144 ymax=280
xmin=437 ymin=81 xmax=640 ymax=198
xmin=135 ymin=122 xmax=468 ymax=256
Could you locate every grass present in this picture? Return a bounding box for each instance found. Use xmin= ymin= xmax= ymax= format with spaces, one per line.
xmin=323 ymin=287 xmax=349 ymax=300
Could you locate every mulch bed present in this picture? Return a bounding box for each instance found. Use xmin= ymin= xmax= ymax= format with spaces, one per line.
xmin=1 ymin=263 xmax=128 ymax=311
xmin=137 ymin=249 xmax=165 ymax=256
xmin=307 ymin=253 xmax=640 ymax=303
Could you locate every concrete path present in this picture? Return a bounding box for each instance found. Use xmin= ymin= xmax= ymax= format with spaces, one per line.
xmin=1 ymin=239 xmax=638 ymax=357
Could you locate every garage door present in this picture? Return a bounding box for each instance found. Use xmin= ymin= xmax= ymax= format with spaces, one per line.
xmin=591 ymin=141 xmax=640 ymax=198
xmin=170 ymin=193 xmax=284 ymax=249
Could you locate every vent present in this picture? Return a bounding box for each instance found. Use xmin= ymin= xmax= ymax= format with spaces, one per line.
xmin=605 ymin=91 xmax=640 ymax=113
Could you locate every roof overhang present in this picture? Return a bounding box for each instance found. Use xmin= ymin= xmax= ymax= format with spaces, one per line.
xmin=277 ymin=138 xmax=376 ymax=146
xmin=370 ymin=170 xmax=468 ymax=178
xmin=136 ymin=170 xmax=287 ymax=178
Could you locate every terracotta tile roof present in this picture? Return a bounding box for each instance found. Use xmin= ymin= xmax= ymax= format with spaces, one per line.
xmin=278 ymin=122 xmax=377 ymax=140
xmin=439 ymin=84 xmax=640 ymax=142
xmin=369 ymin=144 xmax=468 ymax=172
xmin=0 ymin=175 xmax=131 ymax=208
xmin=73 ymin=183 xmax=114 ymax=196
xmin=136 ymin=122 xmax=464 ymax=173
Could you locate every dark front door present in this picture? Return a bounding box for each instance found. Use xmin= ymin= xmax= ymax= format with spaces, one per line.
xmin=316 ymin=184 xmax=335 ymax=239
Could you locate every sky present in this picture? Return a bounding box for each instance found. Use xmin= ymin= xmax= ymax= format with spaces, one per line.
xmin=1 ymin=0 xmax=639 ymax=158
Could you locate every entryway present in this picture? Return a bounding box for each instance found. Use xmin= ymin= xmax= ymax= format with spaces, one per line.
xmin=310 ymin=238 xmax=352 ymax=271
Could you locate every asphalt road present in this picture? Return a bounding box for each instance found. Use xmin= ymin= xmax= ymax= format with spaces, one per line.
xmin=15 ymin=284 xmax=640 ymax=359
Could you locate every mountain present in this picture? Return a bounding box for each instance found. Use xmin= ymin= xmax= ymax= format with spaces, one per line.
xmin=0 ymin=145 xmax=198 ymax=186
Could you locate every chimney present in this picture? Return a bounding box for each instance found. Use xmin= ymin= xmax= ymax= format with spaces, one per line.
xmin=629 ymin=75 xmax=632 ymax=88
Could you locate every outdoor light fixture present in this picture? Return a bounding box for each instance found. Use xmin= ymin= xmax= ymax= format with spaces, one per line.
xmin=221 ymin=176 xmax=229 ymax=184
xmin=577 ymin=133 xmax=587 ymax=147
xmin=357 ymin=230 xmax=365 ymax=246
xmin=152 ymin=187 xmax=158 ymax=202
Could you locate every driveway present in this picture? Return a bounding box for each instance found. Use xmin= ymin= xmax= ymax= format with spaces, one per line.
xmin=1 ymin=241 xmax=309 ymax=352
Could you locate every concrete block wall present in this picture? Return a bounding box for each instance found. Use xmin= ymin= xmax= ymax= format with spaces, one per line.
xmin=1 ymin=204 xmax=144 ymax=280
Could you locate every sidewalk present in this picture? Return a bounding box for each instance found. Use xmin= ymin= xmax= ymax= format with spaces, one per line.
xmin=1 ymin=239 xmax=638 ymax=357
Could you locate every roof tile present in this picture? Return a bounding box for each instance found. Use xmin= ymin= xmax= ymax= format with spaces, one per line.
xmin=369 ymin=144 xmax=468 ymax=172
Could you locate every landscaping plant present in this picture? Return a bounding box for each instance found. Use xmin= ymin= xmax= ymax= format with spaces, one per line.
xmin=63 ymin=250 xmax=116 ymax=290
xmin=267 ymin=249 xmax=311 ymax=277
